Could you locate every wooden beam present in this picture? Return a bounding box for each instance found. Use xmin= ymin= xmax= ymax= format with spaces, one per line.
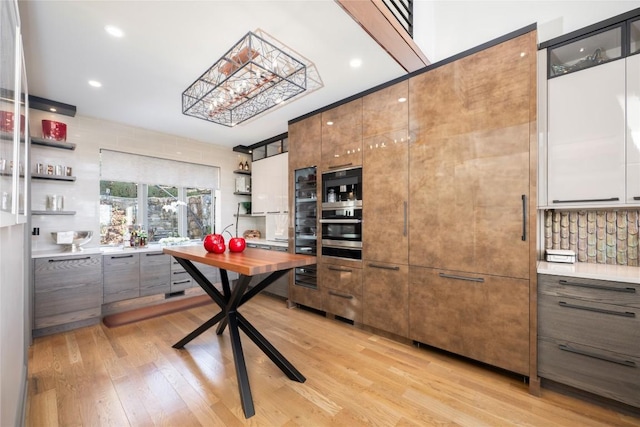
xmin=336 ymin=0 xmax=430 ymax=73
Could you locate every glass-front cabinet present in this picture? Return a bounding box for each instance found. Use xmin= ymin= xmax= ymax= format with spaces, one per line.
xmin=630 ymin=17 xmax=640 ymax=55
xmin=293 ymin=166 xmax=317 ymax=289
xmin=1 ymin=0 xmax=28 ymax=227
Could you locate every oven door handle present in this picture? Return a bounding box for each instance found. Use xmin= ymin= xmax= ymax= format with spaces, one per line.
xmin=319 ymin=219 xmax=362 ymax=224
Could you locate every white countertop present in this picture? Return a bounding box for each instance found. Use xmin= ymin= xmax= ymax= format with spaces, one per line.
xmin=537 ymin=261 xmax=640 ymax=284
xmin=32 ymin=238 xmax=290 ymax=259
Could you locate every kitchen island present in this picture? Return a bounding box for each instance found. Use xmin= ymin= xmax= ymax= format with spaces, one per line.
xmin=162 ymin=245 xmax=316 ymax=418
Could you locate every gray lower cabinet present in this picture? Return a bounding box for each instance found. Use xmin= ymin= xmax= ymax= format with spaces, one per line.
xmin=538 ymin=273 xmax=640 ymax=408
xmin=170 ymin=258 xmax=193 ymax=292
xmin=103 ymin=253 xmax=140 ymax=303
xmin=140 ymin=252 xmax=171 ymax=296
xmin=34 ymin=254 xmax=102 ymax=333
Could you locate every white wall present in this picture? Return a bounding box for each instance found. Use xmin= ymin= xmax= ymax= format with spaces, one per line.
xmin=29 ymin=110 xmax=260 ymax=253
xmin=414 ymin=1 xmax=640 ymax=63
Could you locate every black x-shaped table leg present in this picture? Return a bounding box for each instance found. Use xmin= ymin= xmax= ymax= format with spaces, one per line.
xmin=171 ymin=257 xmax=305 ymax=418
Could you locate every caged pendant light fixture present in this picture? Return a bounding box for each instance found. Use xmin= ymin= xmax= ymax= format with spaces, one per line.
xmin=182 ymin=29 xmax=322 ymax=127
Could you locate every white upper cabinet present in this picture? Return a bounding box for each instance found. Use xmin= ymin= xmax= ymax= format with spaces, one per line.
xmin=251 ymin=152 xmax=288 ymax=215
xmin=627 ymin=54 xmax=640 ymax=203
xmin=547 ymin=59 xmax=626 ymax=206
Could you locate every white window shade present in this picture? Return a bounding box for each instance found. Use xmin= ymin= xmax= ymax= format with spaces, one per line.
xmin=100 ymin=149 xmax=219 ymax=189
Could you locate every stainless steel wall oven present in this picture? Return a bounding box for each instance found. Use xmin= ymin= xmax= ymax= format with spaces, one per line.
xmin=320 ymin=167 xmax=362 ymax=260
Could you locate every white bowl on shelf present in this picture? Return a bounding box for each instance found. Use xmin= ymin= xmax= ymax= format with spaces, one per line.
xmin=50 ymin=231 xmax=93 ymax=252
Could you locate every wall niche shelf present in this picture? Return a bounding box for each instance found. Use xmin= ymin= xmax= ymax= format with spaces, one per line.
xmin=32 ymin=210 xmax=76 ymax=216
xmin=233 ymin=169 xmax=251 ymax=175
xmin=233 ymin=191 xmax=251 ymax=196
xmin=32 ymin=174 xmax=76 ymax=182
xmin=31 ymin=136 xmax=76 ymax=150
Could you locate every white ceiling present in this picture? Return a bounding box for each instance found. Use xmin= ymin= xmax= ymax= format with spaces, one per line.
xmin=18 ymin=0 xmax=407 ymax=149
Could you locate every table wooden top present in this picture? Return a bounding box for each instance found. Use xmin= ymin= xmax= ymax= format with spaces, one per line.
xmin=163 ymin=245 xmax=316 ymax=276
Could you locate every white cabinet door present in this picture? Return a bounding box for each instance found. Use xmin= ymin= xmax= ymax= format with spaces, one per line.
xmin=627 ymin=55 xmax=640 ymax=204
xmin=251 ymin=157 xmax=270 ymax=215
xmin=251 ymin=153 xmax=289 ymax=215
xmin=547 ymin=60 xmax=626 ymax=206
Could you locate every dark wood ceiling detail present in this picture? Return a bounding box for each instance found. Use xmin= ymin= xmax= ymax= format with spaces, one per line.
xmin=336 ymin=0 xmax=430 ymax=72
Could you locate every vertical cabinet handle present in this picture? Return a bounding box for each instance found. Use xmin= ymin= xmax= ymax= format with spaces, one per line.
xmin=403 ymin=201 xmax=407 ymax=237
xmin=521 ymin=194 xmax=527 ymax=241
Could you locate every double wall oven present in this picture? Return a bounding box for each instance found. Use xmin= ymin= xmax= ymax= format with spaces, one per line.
xmin=320 ymin=166 xmax=362 ymax=260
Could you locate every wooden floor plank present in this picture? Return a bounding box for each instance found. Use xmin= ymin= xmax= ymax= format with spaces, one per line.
xmin=26 ymin=293 xmax=640 ymax=427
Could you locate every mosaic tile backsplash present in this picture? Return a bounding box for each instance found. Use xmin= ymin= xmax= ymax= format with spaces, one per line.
xmin=544 ymin=210 xmax=640 ymax=266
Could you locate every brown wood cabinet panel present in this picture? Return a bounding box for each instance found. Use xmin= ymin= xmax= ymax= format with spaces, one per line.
xmin=288 ymin=113 xmax=322 ymax=171
xmin=363 ymin=262 xmax=408 ymax=337
xmin=409 ymin=266 xmax=529 ymax=375
xmin=103 ymin=253 xmax=140 ymax=303
xmin=408 ymin=33 xmax=534 ymax=280
xmin=363 ymin=80 xmax=408 ymax=137
xmin=538 ymin=294 xmax=639 ymax=356
xmin=34 ymin=254 xmax=102 ymax=329
xmin=538 ymin=336 xmax=640 ymax=408
xmin=363 ymin=128 xmax=409 ymax=264
xmin=324 ymin=289 xmax=363 ymax=322
xmin=319 ymin=261 xmax=362 ymax=295
xmin=289 ymin=283 xmax=324 ymax=310
xmin=362 ymin=81 xmax=409 ymax=265
xmin=321 ymin=99 xmax=363 ymax=170
xmin=139 ymin=252 xmax=170 ymax=297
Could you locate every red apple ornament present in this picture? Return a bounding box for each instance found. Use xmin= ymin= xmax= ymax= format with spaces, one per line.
xmin=228 ymin=206 xmax=246 ymax=253
xmin=203 ymin=233 xmax=225 ymax=253
xmin=229 ymin=237 xmax=246 ymax=252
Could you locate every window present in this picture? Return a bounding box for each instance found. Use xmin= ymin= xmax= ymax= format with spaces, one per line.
xmin=99 ymin=149 xmax=220 ymax=246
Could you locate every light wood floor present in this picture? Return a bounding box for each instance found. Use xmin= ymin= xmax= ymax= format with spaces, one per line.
xmin=26 ymin=294 xmax=640 ymax=426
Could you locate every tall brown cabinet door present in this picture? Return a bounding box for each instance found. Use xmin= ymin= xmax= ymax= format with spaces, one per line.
xmin=408 ymin=33 xmax=534 ymax=280
xmin=362 ymin=81 xmax=409 ymax=265
xmin=321 ymin=99 xmax=363 ymax=171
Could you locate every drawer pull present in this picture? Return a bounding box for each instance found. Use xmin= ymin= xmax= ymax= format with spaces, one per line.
xmin=48 ymin=256 xmax=91 ymax=262
xmin=110 ymin=254 xmax=134 ymax=259
xmin=634 ymin=196 xmax=640 ymax=200
xmin=559 ymin=279 xmax=636 ymax=293
xmin=438 ymin=273 xmax=484 ymax=283
xmin=328 ymin=290 xmax=353 ymax=299
xmin=328 ymin=266 xmax=352 ymax=272
xmin=145 ymin=253 xmax=164 ymax=257
xmin=558 ymin=301 xmax=635 ymax=318
xmin=558 ymin=344 xmax=636 ymax=368
xmin=172 ymin=279 xmax=191 ymax=285
xmin=552 ymin=197 xmax=619 ymax=203
xmin=368 ymin=263 xmax=400 ymax=271
xmin=173 ymin=271 xmax=187 ymax=275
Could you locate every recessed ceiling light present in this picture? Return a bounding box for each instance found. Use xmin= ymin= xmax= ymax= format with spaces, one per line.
xmin=326 ymin=121 xmax=334 ymax=126
xmin=349 ymin=58 xmax=362 ymax=68
xmin=398 ymin=97 xmax=407 ymax=103
xmin=49 ymin=107 xmax=57 ymax=112
xmin=105 ymin=25 xmax=124 ymax=38
xmin=88 ymin=80 xmax=102 ymax=88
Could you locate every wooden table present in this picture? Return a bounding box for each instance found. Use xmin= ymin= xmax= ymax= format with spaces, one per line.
xmin=162 ymin=245 xmax=316 ymax=418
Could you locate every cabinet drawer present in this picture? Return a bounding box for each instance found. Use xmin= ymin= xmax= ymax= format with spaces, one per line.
xmin=324 ymin=288 xmax=362 ymax=322
xmin=538 ymin=336 xmax=640 ymax=408
xmin=319 ymin=262 xmax=362 ymax=295
xmin=140 ymin=251 xmax=169 ymax=266
xmin=171 ymin=276 xmax=193 ymax=292
xmin=538 ymin=294 xmax=639 ymax=356
xmin=104 ymin=253 xmax=139 ymax=268
xmin=34 ymin=255 xmax=103 ymax=329
xmin=539 ymin=274 xmax=639 ymax=307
